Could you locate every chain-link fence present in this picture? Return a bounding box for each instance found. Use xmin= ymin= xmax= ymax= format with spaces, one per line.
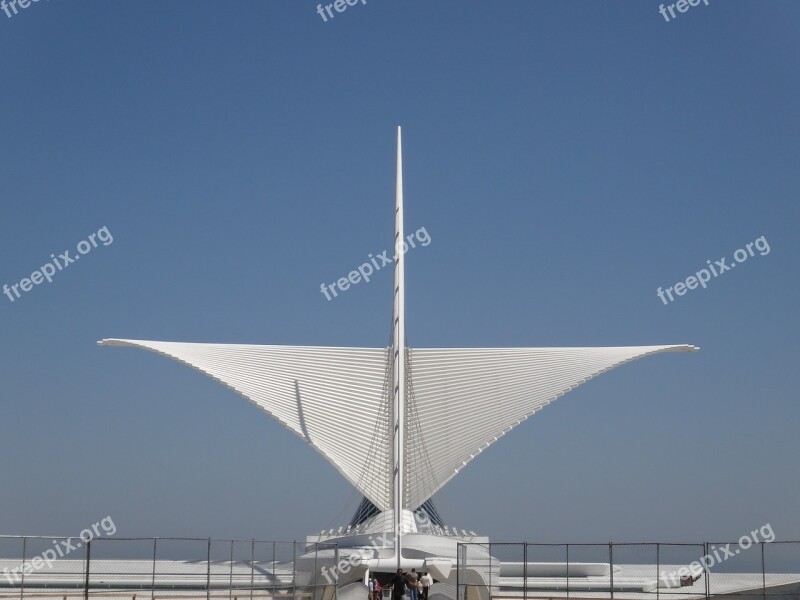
xmin=0 ymin=537 xmax=340 ymax=600
xmin=456 ymin=541 xmax=800 ymax=600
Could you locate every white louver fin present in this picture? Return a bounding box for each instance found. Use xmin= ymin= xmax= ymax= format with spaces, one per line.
xmin=403 ymin=344 xmax=698 ymax=509
xmin=99 ymin=340 xmax=697 ymax=512
xmin=98 ymin=339 xmax=394 ymax=511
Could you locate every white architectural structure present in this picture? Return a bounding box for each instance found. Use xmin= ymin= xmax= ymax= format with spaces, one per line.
xmin=99 ymin=127 xmax=696 ymax=528
xmin=92 ymin=129 xmax=798 ymax=600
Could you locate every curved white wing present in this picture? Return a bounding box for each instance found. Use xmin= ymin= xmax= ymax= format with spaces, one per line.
xmin=98 ymin=339 xmax=394 ymax=511
xmin=403 ymin=345 xmax=698 ymax=509
xmin=99 ymin=339 xmax=697 ymax=512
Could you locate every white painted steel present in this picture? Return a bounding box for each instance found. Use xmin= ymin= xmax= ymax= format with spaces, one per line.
xmin=391 ymin=125 xmax=406 ymax=563
xmin=97 ymin=339 xmax=394 ymax=510
xmin=403 ymin=344 xmax=698 ymax=509
xmin=99 ymin=339 xmax=697 ymax=513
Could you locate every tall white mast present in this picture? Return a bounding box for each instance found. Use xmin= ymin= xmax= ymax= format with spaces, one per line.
xmin=391 ymin=126 xmax=406 ymax=567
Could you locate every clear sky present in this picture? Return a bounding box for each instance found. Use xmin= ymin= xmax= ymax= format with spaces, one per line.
xmin=1 ymin=0 xmax=798 ymax=544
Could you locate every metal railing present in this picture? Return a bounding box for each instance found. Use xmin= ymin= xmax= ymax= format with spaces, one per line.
xmin=455 ymin=541 xmax=800 ymax=600
xmin=3 ymin=536 xmax=798 ymax=600
xmin=0 ymin=537 xmax=340 ymax=600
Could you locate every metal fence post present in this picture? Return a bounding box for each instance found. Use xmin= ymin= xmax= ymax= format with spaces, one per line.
xmin=19 ymin=536 xmax=26 ymax=600
xmin=250 ymin=540 xmax=255 ymax=600
xmin=313 ymin=542 xmax=319 ymax=600
xmin=522 ymin=543 xmax=528 ymax=600
xmin=609 ymin=543 xmax=614 ymax=600
xmin=656 ymin=543 xmax=660 ymax=600
xmin=488 ymin=542 xmax=492 ymax=596
xmin=704 ymin=543 xmax=710 ymax=600
xmin=207 ymin=538 xmax=212 ymax=600
xmin=292 ymin=541 xmax=297 ymax=600
xmin=455 ymin=543 xmax=460 ymax=600
xmin=151 ymin=538 xmax=157 ymax=600
xmin=229 ymin=540 xmax=234 ymax=600
xmin=273 ymin=541 xmax=277 ymax=600
xmin=333 ymin=545 xmax=339 ymax=600
xmin=84 ymin=539 xmax=92 ymax=600
xmin=761 ymin=542 xmax=766 ymax=600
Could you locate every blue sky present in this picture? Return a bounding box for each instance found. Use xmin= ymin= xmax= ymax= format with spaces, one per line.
xmin=1 ymin=0 xmax=798 ymax=544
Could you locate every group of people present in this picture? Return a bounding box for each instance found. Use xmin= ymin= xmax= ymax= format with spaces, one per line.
xmin=372 ymin=569 xmax=432 ymax=600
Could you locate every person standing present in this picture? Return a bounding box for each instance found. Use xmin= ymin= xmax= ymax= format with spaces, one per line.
xmin=374 ymin=578 xmax=382 ymax=600
xmin=391 ymin=569 xmax=406 ymax=600
xmin=406 ymin=569 xmax=419 ymax=600
xmin=369 ymin=577 xmax=375 ymax=600
xmin=420 ymin=572 xmax=433 ymax=600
